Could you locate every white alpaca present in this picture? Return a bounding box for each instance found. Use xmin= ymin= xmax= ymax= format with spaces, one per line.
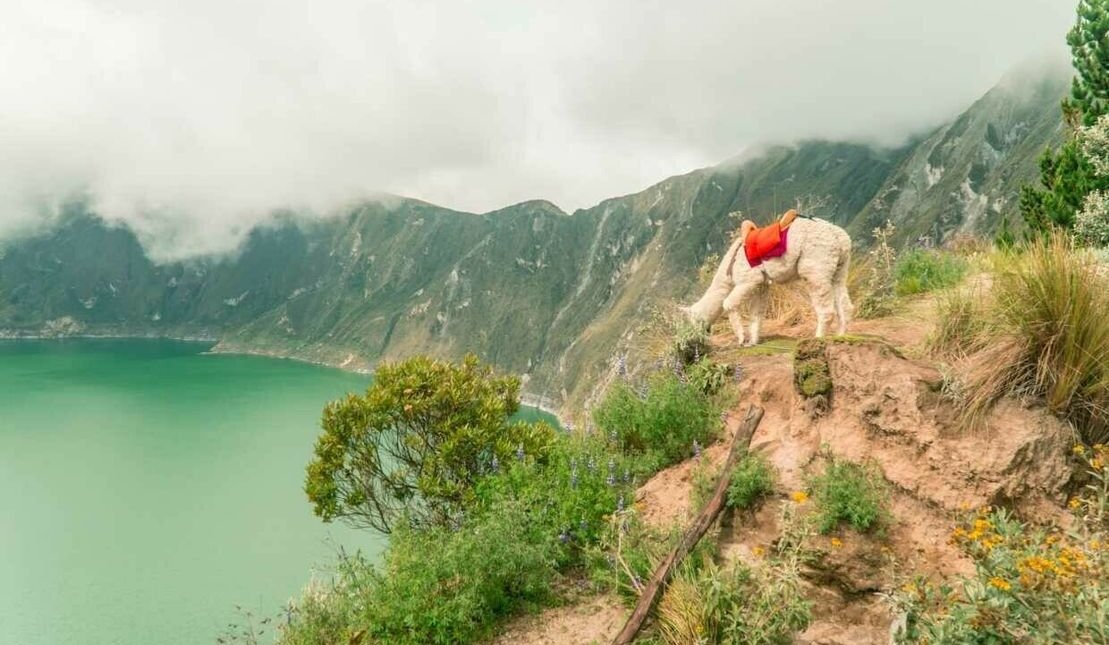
xmin=684 ymin=217 xmax=853 ymax=346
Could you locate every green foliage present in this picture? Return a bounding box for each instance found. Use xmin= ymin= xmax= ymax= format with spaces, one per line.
xmin=304 ymin=354 xmax=555 ymax=533
xmin=949 ymin=236 xmax=1109 ymax=444
xmin=808 ymin=457 xmax=890 ymax=534
xmin=1021 ymin=0 xmax=1109 ymax=236
xmin=278 ymin=498 xmax=561 ymax=645
xmin=671 ymin=319 xmax=710 ymax=366
xmin=727 ymin=454 xmax=776 ymax=511
xmin=893 ymin=249 xmax=968 ymax=296
xmin=594 ymin=372 xmax=720 ymax=471
xmin=686 ymin=358 xmax=730 ymax=396
xmin=897 ymin=459 xmax=1109 ymax=645
xmin=1065 ymin=0 xmax=1109 ymax=126
xmin=473 ymin=429 xmax=637 ymax=552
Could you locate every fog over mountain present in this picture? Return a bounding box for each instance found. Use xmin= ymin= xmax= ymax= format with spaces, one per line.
xmin=2 ymin=0 xmax=1073 ymax=259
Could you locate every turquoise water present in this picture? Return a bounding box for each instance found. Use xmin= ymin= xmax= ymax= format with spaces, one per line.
xmin=0 ymin=340 xmax=395 ymax=644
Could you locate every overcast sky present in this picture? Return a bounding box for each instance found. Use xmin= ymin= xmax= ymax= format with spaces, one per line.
xmin=1 ymin=0 xmax=1074 ymax=259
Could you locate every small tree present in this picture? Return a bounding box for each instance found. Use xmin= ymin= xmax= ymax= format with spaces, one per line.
xmin=305 ymin=354 xmax=555 ymax=533
xmin=1021 ymin=0 xmax=1109 ymax=235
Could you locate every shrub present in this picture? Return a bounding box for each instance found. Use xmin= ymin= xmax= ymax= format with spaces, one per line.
xmin=893 ymin=249 xmax=968 ymax=296
xmin=686 ymin=357 xmax=730 ymax=396
xmin=727 ymin=454 xmax=776 ymax=511
xmin=594 ymin=372 xmax=719 ymax=471
xmin=808 ymin=457 xmax=890 ymax=534
xmin=473 ymin=429 xmax=637 ymax=554
xmin=857 ymin=220 xmax=898 ymax=319
xmin=279 ymin=497 xmax=561 ymax=645
xmin=656 ymin=507 xmax=811 ymax=644
xmin=896 ymin=448 xmax=1109 ymax=644
xmin=672 ymin=319 xmax=710 ymax=366
xmin=304 ymin=354 xmax=555 ymax=533
xmin=954 ymin=235 xmax=1109 ymax=443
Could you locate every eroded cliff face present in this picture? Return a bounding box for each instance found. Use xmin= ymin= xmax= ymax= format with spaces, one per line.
xmin=0 ymin=66 xmax=1068 ymax=412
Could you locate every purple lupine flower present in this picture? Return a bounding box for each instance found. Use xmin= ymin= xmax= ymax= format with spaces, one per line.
xmin=570 ymin=467 xmax=579 ymax=489
xmin=587 ymin=457 xmax=597 ymax=473
xmin=516 ymin=443 xmax=525 ymax=461
xmin=565 ymin=421 xmax=575 ymax=433
xmin=720 ymin=411 xmax=729 ymax=423
xmin=693 ymin=439 xmax=702 ymax=458
xmin=559 ymin=528 xmax=570 ymax=544
xmin=606 ymin=471 xmax=616 ymax=486
xmin=617 ymin=495 xmax=625 ymax=512
xmin=616 ymin=354 xmax=627 ymax=378
xmin=733 ymin=363 xmax=743 ymax=383
xmin=490 ymin=454 xmax=500 ymax=473
xmin=609 ymin=429 xmax=618 ymax=444
xmin=693 ymin=345 xmax=700 ymax=363
xmin=623 ymin=469 xmax=631 ymax=484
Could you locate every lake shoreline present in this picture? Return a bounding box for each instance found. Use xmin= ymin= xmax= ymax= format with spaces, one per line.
xmin=1 ymin=331 xmax=566 ymax=422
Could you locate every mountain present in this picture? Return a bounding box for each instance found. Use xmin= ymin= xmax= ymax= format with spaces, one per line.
xmin=0 ymin=64 xmax=1069 ymax=412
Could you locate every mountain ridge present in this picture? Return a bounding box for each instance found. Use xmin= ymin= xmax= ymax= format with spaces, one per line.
xmin=0 ymin=65 xmax=1070 ymax=413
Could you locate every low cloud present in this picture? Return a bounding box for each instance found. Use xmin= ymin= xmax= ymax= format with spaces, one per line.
xmin=0 ymin=0 xmax=1073 ymax=259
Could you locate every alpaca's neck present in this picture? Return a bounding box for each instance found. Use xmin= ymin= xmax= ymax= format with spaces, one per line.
xmin=688 ymin=237 xmax=742 ymax=325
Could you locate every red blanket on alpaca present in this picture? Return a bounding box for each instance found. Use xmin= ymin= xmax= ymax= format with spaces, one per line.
xmin=744 ymin=222 xmax=789 ymax=267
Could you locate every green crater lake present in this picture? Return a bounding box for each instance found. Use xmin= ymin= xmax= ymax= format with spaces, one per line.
xmin=0 ymin=339 xmax=553 ymax=644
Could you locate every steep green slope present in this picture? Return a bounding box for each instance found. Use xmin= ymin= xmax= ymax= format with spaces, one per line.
xmin=0 ymin=64 xmax=1069 ymax=412
xmin=849 ymin=66 xmax=1068 ymax=244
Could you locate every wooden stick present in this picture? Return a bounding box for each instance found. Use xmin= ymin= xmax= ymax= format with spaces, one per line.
xmin=611 ymin=404 xmax=765 ymax=645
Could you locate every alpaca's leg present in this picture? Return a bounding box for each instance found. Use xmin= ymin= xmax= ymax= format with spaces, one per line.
xmin=723 ymin=280 xmax=762 ymax=346
xmin=803 ymin=279 xmax=835 ymax=338
xmin=727 ymin=309 xmax=746 ymax=347
xmin=833 ymin=266 xmax=853 ymax=336
xmin=747 ymin=284 xmax=768 ymax=345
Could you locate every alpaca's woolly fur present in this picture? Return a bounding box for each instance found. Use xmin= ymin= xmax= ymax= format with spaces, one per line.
xmin=684 ymin=217 xmax=853 ymax=345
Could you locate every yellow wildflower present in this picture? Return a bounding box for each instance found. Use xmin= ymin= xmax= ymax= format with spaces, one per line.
xmin=790 ymin=491 xmax=809 ymax=504
xmin=752 ymin=545 xmax=766 ymax=557
xmin=988 ymin=577 xmax=1011 ymax=591
xmin=1069 ymin=497 xmax=1083 ymax=510
xmin=1074 ymin=444 xmax=1087 ymax=456
xmin=1091 ymin=457 xmax=1104 ymax=470
xmin=830 ymin=537 xmax=843 ymax=549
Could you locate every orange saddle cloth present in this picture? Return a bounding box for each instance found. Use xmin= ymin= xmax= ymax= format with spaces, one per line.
xmin=744 ymin=222 xmax=789 ymax=267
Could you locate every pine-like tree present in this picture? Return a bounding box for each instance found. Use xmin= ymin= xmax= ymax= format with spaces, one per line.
xmin=1066 ymin=0 xmax=1109 ymax=125
xmin=1021 ymin=0 xmax=1109 ymax=234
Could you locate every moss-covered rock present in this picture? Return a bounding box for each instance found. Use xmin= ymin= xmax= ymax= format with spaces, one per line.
xmin=794 ymin=339 xmax=832 ymax=415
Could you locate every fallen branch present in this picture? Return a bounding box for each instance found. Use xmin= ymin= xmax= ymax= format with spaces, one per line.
xmin=611 ymin=404 xmax=765 ymax=645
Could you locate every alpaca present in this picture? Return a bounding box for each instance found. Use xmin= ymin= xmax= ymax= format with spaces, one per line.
xmin=683 ymin=216 xmax=853 ymax=346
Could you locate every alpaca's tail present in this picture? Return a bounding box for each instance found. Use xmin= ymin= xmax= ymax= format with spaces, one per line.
xmin=832 ymin=247 xmax=853 ymax=334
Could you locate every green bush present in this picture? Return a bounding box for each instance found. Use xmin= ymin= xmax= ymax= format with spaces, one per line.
xmin=687 ymin=358 xmax=731 ymax=396
xmin=672 ymin=319 xmax=710 ymax=366
xmin=808 ymin=457 xmax=889 ymax=534
xmin=893 ymin=249 xmax=968 ymax=296
xmin=278 ymin=497 xmax=561 ymax=645
xmin=594 ymin=372 xmax=719 ymax=471
xmin=304 ymin=354 xmax=555 ymax=533
xmin=727 ymin=454 xmax=776 ymax=511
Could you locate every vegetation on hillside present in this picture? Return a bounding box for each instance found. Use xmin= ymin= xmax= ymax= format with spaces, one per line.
xmin=932 ymin=236 xmax=1109 ymax=444
xmin=897 ymin=447 xmax=1109 ymax=643
xmin=271 ymin=351 xmax=751 ymax=644
xmin=305 ymin=354 xmax=555 ymax=533
xmin=1021 ymin=0 xmax=1109 ymax=237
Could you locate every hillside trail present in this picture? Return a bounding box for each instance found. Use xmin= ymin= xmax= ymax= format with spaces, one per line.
xmin=491 ymin=294 xmax=1075 ymax=645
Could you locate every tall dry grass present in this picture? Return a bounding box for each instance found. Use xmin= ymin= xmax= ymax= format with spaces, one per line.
xmin=932 ymin=235 xmax=1109 ymax=443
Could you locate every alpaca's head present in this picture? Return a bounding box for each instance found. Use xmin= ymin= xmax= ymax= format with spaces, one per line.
xmin=677 ymin=304 xmax=711 ymax=332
